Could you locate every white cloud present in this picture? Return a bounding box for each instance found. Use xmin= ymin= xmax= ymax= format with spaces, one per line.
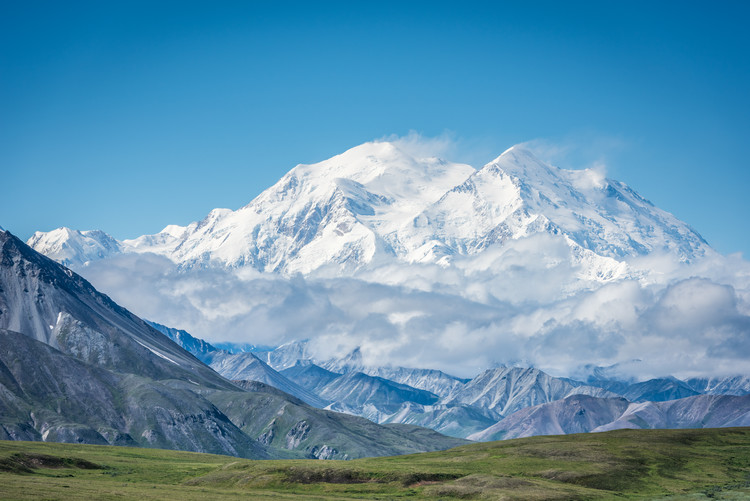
xmin=519 ymin=133 xmax=628 ymax=174
xmin=382 ymin=130 xmax=460 ymax=161
xmin=76 ymin=237 xmax=750 ymax=381
xmin=378 ymin=130 xmax=504 ymax=169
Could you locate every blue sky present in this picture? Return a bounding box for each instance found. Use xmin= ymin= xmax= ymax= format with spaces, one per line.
xmin=2 ymin=1 xmax=749 ymax=256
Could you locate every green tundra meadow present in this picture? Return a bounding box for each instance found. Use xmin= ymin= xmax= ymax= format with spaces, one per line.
xmin=1 ymin=427 xmax=749 ymax=500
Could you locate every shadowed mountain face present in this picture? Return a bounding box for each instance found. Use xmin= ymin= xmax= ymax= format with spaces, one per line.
xmin=0 ymin=328 xmax=264 ymax=456
xmin=618 ymin=378 xmax=701 ymax=402
xmin=206 ymin=351 xmax=329 ymax=408
xmin=319 ymin=372 xmax=440 ymax=414
xmin=0 ymin=230 xmax=467 ymax=459
xmin=0 ymin=230 xmax=262 ymax=455
xmin=281 ymin=361 xmax=342 ymax=393
xmin=0 ymin=231 xmax=231 ymax=389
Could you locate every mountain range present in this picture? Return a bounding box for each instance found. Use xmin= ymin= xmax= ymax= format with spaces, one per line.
xmin=0 ymin=229 xmax=466 ymax=458
xmin=468 ymin=393 xmax=750 ymax=441
xmin=154 ymin=322 xmax=750 ymax=440
xmin=10 ymin=139 xmax=750 ymax=451
xmin=27 ymin=142 xmax=711 ymax=279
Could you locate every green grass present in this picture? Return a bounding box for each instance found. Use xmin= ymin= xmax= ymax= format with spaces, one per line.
xmin=1 ymin=427 xmax=749 ymax=500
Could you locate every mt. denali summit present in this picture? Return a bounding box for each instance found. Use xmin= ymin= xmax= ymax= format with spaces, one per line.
xmin=28 ymin=141 xmax=711 ymax=278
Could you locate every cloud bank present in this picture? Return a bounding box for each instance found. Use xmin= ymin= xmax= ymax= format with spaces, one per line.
xmin=77 ymin=233 xmax=750 ymax=381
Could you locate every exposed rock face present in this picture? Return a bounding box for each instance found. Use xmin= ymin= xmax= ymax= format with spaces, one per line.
xmin=685 ymin=376 xmax=750 ymax=396
xmin=188 ymin=334 xmax=750 ymax=440
xmin=286 ymin=420 xmax=310 ymax=449
xmin=311 ymin=444 xmax=339 ymax=460
xmin=257 ymin=425 xmax=275 ymax=446
xmin=207 ymin=389 xmax=467 ymax=460
xmin=0 ymin=230 xmax=230 ymax=388
xmin=207 ymin=351 xmax=328 ymax=408
xmin=281 ymin=361 xmax=342 ymax=393
xmin=619 ymin=378 xmax=701 ymax=402
xmin=149 ymin=322 xmax=328 ymax=408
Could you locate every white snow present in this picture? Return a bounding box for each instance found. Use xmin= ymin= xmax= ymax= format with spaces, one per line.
xmin=133 ymin=338 xmax=180 ymax=366
xmin=27 ymin=140 xmax=711 ymax=283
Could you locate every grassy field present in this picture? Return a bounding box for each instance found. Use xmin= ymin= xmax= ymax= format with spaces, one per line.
xmin=1 ymin=427 xmax=749 ymax=500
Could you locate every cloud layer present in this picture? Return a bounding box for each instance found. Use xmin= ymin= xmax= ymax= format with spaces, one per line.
xmin=77 ymin=233 xmax=750 ymax=381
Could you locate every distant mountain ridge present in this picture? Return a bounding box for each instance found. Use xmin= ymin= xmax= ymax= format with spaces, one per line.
xmin=152 ymin=324 xmax=750 ymax=439
xmin=148 ymin=321 xmax=328 ymax=408
xmin=18 ymin=139 xmax=747 ymax=445
xmin=468 ymin=394 xmax=750 ymax=441
xmin=0 ymin=229 xmax=467 ymax=458
xmin=28 ymin=141 xmax=711 ymax=279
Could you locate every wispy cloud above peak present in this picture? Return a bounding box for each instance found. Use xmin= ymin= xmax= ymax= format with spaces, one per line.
xmin=519 ymin=133 xmax=630 ymax=176
xmin=379 ymin=130 xmax=463 ymax=163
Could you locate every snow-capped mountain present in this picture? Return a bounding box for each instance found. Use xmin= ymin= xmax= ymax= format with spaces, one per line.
xmin=441 ymin=367 xmax=617 ymax=419
xmin=310 ymin=346 xmax=470 ymax=399
xmin=472 ymin=148 xmax=708 ymax=261
xmin=28 ymin=141 xmax=711 ymax=280
xmin=316 ymin=372 xmax=439 ymax=420
xmin=685 ymin=376 xmax=750 ymax=396
xmin=26 ymin=227 xmax=122 ymax=268
xmin=144 ymin=319 xmax=750 ymax=439
xmin=23 ymin=139 xmax=736 ymax=407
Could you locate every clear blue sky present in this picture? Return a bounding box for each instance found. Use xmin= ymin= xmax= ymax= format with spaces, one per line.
xmin=2 ymin=1 xmax=749 ymax=256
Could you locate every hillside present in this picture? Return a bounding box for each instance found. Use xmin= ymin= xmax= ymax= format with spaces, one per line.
xmin=1 ymin=427 xmax=749 ymax=500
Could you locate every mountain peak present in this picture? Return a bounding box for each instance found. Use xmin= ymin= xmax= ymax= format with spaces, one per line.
xmin=495 ymin=146 xmax=607 ymax=190
xmin=464 ymin=145 xmax=709 ymax=262
xmin=27 ymin=140 xmax=712 ymax=274
xmin=27 ymin=226 xmax=122 ymax=267
xmin=487 ymin=145 xmax=562 ymax=182
xmin=496 ymin=144 xmax=536 ymax=160
xmin=285 ymin=140 xmax=472 ymax=195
